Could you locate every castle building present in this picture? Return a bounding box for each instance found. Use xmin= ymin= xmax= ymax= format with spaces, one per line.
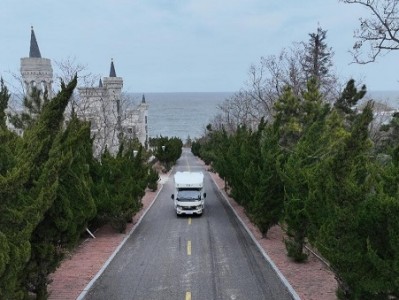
xmin=19 ymin=27 xmax=148 ymax=156
xmin=77 ymin=60 xmax=148 ymax=156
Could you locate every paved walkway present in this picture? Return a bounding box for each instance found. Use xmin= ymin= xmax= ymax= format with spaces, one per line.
xmin=48 ymin=171 xmax=337 ymax=300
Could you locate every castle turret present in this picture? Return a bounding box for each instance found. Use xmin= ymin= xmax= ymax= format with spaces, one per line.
xmin=102 ymin=59 xmax=123 ymax=98
xmin=20 ymin=26 xmax=53 ymax=98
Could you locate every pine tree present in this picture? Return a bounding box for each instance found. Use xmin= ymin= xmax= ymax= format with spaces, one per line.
xmin=302 ymin=26 xmax=335 ymax=93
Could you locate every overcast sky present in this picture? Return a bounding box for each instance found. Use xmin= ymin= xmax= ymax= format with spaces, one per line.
xmin=0 ymin=0 xmax=397 ymax=93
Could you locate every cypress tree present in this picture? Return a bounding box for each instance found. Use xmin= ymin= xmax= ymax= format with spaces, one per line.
xmin=224 ymin=125 xmax=252 ymax=206
xmin=248 ymin=123 xmax=285 ymax=237
xmin=313 ymin=102 xmax=375 ymax=298
xmin=0 ymin=78 xmax=19 ymax=176
xmin=279 ymin=79 xmax=328 ymax=261
xmin=0 ymin=78 xmax=12 ymax=295
xmin=334 ymin=79 xmax=366 ymax=123
xmin=7 ymin=86 xmax=50 ymax=131
xmin=0 ymin=78 xmax=9 ymax=129
xmin=24 ymin=114 xmax=96 ymax=298
xmin=0 ymin=76 xmax=77 ymax=299
xmin=91 ymin=143 xmax=147 ymax=232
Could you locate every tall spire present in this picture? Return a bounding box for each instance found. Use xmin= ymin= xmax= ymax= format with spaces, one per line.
xmin=99 ymin=78 xmax=103 ymax=87
xmin=29 ymin=26 xmax=42 ymax=58
xmin=142 ymin=94 xmax=146 ymax=103
xmin=109 ymin=58 xmax=116 ymax=77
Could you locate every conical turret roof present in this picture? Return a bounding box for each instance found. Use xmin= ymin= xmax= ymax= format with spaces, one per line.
xmin=29 ymin=26 xmax=42 ymax=58
xmin=109 ymin=59 xmax=116 ymax=77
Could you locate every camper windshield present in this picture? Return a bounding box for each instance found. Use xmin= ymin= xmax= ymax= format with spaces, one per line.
xmin=176 ymin=189 xmax=201 ymax=201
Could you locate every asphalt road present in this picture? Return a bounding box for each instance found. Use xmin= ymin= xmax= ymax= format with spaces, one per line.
xmin=83 ymin=149 xmax=294 ymax=300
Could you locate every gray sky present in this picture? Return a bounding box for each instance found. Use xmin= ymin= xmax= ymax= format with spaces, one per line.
xmin=0 ymin=0 xmax=397 ymax=93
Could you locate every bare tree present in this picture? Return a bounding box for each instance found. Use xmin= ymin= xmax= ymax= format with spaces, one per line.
xmin=209 ymin=27 xmax=340 ymax=136
xmin=54 ymin=56 xmax=99 ymax=87
xmin=341 ymin=0 xmax=399 ymax=63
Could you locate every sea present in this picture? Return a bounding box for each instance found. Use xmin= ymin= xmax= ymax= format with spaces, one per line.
xmin=131 ymin=92 xmax=234 ymax=143
xmin=130 ymin=90 xmax=399 ymax=143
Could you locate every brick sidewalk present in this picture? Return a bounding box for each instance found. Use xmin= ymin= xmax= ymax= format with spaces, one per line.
xmin=48 ymin=171 xmax=337 ymax=300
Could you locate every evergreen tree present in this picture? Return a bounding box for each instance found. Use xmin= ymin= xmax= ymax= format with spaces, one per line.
xmin=279 ymin=79 xmax=329 ymax=261
xmin=23 ymin=115 xmax=96 ymax=298
xmin=0 ymin=78 xmax=13 ymax=295
xmin=0 ymin=78 xmax=10 ymax=129
xmin=224 ymin=125 xmax=253 ymax=206
xmin=238 ymin=120 xmax=266 ymax=212
xmin=302 ymin=26 xmax=335 ymax=94
xmin=147 ymin=167 xmax=159 ymax=191
xmin=312 ymin=102 xmax=376 ymax=298
xmin=7 ymin=86 xmax=50 ymax=131
xmin=273 ymin=86 xmax=302 ymax=149
xmin=91 ymin=143 xmax=147 ymax=232
xmin=334 ymin=79 xmax=366 ymax=123
xmin=0 ymin=76 xmax=77 ymax=299
xmin=153 ymin=136 xmax=183 ymax=171
xmin=0 ymin=78 xmax=19 ymax=176
xmin=247 ymin=123 xmax=285 ymax=237
xmin=357 ymin=182 xmax=399 ymax=298
xmin=378 ymin=111 xmax=399 ymax=154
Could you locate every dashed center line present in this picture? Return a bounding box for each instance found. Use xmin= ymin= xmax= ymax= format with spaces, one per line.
xmin=188 ymin=217 xmax=191 ymax=225
xmin=185 ymin=291 xmax=192 ymax=300
xmin=187 ymin=240 xmax=191 ymax=256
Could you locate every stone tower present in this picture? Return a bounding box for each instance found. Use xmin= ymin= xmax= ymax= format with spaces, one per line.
xmin=103 ymin=59 xmax=123 ymax=124
xmin=20 ymin=26 xmax=53 ymax=98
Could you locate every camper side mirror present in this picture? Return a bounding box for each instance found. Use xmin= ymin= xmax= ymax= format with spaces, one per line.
xmin=204 ymin=193 xmax=207 ymax=198
xmin=171 ymin=194 xmax=174 ymax=200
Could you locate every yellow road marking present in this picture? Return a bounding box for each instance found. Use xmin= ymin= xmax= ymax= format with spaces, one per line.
xmin=185 ymin=291 xmax=191 ymax=300
xmin=186 ymin=156 xmax=191 ymax=171
xmin=188 ymin=217 xmax=191 ymax=225
xmin=187 ymin=240 xmax=191 ymax=256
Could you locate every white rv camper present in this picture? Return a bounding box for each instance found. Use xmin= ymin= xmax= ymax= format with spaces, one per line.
xmin=171 ymin=171 xmax=206 ymax=216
